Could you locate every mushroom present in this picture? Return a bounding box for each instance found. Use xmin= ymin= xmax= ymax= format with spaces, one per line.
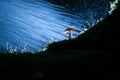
xmin=64 ymin=28 xmax=80 ymax=39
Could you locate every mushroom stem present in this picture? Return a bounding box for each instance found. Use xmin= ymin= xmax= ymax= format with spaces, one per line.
xmin=68 ymin=33 xmax=71 ymax=39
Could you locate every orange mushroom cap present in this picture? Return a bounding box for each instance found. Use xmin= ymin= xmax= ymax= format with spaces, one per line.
xmin=64 ymin=28 xmax=76 ymax=33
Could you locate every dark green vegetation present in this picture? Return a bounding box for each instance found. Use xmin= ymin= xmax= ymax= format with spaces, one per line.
xmin=0 ymin=2 xmax=120 ymax=80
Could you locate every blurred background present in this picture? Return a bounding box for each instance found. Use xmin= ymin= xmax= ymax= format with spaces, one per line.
xmin=0 ymin=0 xmax=113 ymax=53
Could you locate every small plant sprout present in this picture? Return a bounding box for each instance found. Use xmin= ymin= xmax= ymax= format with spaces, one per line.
xmin=109 ymin=0 xmax=119 ymax=14
xmin=42 ymin=47 xmax=47 ymax=51
xmin=5 ymin=42 xmax=29 ymax=53
xmin=21 ymin=44 xmax=27 ymax=53
xmin=79 ymin=26 xmax=86 ymax=34
xmin=86 ymin=21 xmax=91 ymax=28
xmin=9 ymin=46 xmax=14 ymax=53
xmin=83 ymin=26 xmax=88 ymax=31
xmin=80 ymin=21 xmax=91 ymax=34
xmin=83 ymin=21 xmax=91 ymax=32
xmin=42 ymin=38 xmax=55 ymax=51
xmin=64 ymin=27 xmax=80 ymax=39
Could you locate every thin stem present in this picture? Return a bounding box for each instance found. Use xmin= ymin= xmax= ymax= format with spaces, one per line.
xmin=68 ymin=33 xmax=71 ymax=39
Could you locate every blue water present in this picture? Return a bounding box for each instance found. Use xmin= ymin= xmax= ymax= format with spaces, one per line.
xmin=0 ymin=0 xmax=110 ymax=53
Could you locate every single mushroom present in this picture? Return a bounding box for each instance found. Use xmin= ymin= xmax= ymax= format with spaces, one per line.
xmin=64 ymin=28 xmax=80 ymax=39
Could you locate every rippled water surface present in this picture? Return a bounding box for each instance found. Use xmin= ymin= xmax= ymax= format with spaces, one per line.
xmin=0 ymin=0 xmax=110 ymax=53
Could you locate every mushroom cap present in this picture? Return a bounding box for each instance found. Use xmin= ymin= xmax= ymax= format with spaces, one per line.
xmin=64 ymin=28 xmax=76 ymax=33
xmin=64 ymin=28 xmax=80 ymax=33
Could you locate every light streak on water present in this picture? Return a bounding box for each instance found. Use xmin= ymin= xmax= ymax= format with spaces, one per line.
xmin=0 ymin=0 xmax=110 ymax=53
